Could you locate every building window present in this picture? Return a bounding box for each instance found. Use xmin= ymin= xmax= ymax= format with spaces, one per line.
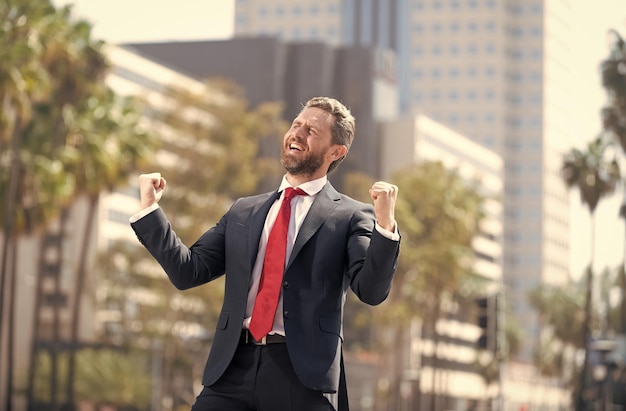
xmin=485 ymin=0 xmax=497 ymax=9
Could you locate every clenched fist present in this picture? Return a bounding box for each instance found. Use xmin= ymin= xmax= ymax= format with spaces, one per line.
xmin=138 ymin=172 xmax=167 ymax=209
xmin=369 ymin=181 xmax=398 ymax=232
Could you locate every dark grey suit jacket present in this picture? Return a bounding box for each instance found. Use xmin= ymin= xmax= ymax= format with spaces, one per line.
xmin=131 ymin=182 xmax=400 ymax=401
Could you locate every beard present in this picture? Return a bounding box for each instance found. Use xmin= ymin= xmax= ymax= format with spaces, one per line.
xmin=280 ymin=145 xmax=326 ymax=176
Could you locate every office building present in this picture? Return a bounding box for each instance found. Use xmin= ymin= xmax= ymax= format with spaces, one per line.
xmin=126 ymin=37 xmax=398 ymax=185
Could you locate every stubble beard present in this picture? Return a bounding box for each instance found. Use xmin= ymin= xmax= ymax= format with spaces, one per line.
xmin=280 ymin=146 xmax=325 ymax=177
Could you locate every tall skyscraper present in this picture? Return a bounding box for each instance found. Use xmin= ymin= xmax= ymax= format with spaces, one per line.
xmin=234 ymin=0 xmax=574 ymax=360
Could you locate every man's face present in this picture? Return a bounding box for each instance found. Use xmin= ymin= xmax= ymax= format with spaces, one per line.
xmin=281 ymin=107 xmax=338 ymax=177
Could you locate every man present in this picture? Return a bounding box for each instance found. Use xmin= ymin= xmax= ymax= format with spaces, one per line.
xmin=131 ymin=96 xmax=400 ymax=410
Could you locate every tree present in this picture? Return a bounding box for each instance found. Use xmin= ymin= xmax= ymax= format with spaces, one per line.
xmin=0 ymin=1 xmax=79 ymax=409
xmin=95 ymin=239 xmax=214 ymax=409
xmin=153 ymin=78 xmax=286 ymax=242
xmin=365 ymin=161 xmax=485 ymax=411
xmin=0 ymin=1 xmax=157 ymax=409
xmin=561 ymin=134 xmax=621 ymax=410
xmin=601 ymin=29 xmax=626 ymax=154
xmin=529 ymin=281 xmax=588 ymax=387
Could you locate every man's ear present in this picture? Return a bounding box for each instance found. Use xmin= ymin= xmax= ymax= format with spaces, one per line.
xmin=330 ymin=145 xmax=348 ymax=161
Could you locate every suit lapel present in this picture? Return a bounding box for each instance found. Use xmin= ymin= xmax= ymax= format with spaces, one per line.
xmin=287 ymin=183 xmax=340 ymax=268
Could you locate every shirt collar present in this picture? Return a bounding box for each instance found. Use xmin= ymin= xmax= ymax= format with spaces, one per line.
xmin=277 ymin=175 xmax=327 ymax=196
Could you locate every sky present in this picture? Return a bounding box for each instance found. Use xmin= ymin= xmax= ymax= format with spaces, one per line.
xmin=51 ymin=0 xmax=626 ymax=279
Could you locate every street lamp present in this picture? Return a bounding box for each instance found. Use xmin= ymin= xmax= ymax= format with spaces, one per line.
xmin=590 ymin=338 xmax=617 ymax=411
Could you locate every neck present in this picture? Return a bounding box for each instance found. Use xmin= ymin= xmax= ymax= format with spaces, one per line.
xmin=286 ymin=171 xmax=326 ymax=187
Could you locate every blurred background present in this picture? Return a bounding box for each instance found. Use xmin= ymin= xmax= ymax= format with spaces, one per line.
xmin=2 ymin=0 xmax=626 ymax=410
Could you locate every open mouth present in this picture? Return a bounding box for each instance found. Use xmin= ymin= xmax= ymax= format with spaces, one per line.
xmin=289 ymin=143 xmax=304 ymax=152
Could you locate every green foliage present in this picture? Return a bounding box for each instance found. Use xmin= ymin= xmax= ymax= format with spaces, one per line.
xmin=152 ymin=79 xmax=286 ymax=242
xmin=29 ymin=349 xmax=151 ymax=409
xmin=601 ymin=29 xmax=626 ymax=153
xmin=561 ymin=134 xmax=620 ymax=214
xmin=528 ymin=282 xmax=587 ymax=348
xmin=0 ymin=0 xmax=157 ymax=233
xmin=388 ymin=161 xmax=485 ymax=319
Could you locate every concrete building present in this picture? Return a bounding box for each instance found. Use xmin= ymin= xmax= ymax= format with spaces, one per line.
xmin=232 ymin=0 xmax=574 ymax=364
xmin=380 ymin=114 xmax=569 ymax=410
xmin=125 ymin=38 xmax=398 ymax=186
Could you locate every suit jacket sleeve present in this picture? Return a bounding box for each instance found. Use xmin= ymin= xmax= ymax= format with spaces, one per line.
xmin=130 ymin=206 xmax=227 ymax=290
xmin=345 ymin=206 xmax=400 ymax=305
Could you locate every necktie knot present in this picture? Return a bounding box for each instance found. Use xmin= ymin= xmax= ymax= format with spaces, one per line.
xmin=283 ymin=187 xmax=307 ymax=201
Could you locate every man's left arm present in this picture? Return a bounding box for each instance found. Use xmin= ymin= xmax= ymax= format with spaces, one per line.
xmin=348 ymin=181 xmax=400 ymax=305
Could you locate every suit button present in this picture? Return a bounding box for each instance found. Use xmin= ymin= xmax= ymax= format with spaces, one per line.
xmin=283 ymin=281 xmax=289 ymax=289
xmin=284 ymin=311 xmax=290 ymax=318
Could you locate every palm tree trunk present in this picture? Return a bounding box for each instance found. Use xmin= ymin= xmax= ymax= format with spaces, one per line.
xmin=1 ymin=121 xmax=22 ymax=411
xmin=620 ymin=197 xmax=626 ymax=334
xmin=429 ymin=297 xmax=442 ymax=411
xmin=66 ymin=194 xmax=99 ymax=409
xmin=620 ymin=264 xmax=626 ymax=334
xmin=576 ymin=213 xmax=596 ymax=411
xmin=386 ymin=324 xmax=405 ymax=411
xmin=6 ymin=234 xmax=18 ymax=411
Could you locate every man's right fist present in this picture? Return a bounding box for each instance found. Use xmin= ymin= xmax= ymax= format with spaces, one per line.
xmin=138 ymin=173 xmax=166 ymax=209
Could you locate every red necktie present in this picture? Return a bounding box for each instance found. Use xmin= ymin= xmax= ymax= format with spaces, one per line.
xmin=249 ymin=187 xmax=307 ymax=341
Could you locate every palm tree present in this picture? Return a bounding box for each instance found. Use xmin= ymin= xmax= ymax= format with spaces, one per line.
xmin=61 ymin=88 xmax=156 ymax=410
xmin=601 ymin=29 xmax=626 ymax=154
xmin=561 ymin=134 xmax=621 ymax=410
xmin=364 ymin=161 xmax=485 ymax=411
xmin=0 ymin=2 xmax=73 ymax=410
